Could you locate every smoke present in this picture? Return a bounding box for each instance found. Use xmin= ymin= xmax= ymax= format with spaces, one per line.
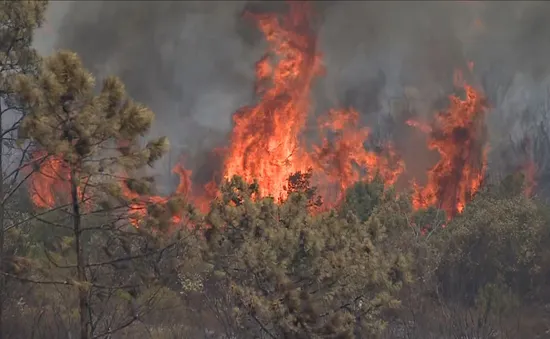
xmin=36 ymin=1 xmax=550 ymax=193
xmin=466 ymin=1 xmax=550 ymax=184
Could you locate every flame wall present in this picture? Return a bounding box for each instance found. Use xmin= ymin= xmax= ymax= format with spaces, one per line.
xmin=33 ymin=1 xmax=550 ymax=198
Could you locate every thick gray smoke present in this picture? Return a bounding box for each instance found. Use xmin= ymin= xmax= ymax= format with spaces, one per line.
xmin=33 ymin=1 xmax=550 ymax=195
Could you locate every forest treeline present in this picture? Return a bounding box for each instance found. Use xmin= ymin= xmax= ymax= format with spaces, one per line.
xmin=0 ymin=2 xmax=549 ymax=339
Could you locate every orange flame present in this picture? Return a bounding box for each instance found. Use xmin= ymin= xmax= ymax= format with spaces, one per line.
xmin=27 ymin=2 xmax=490 ymax=229
xmin=28 ymin=150 xmax=90 ymax=209
xmin=221 ymin=2 xmax=402 ymax=204
xmin=408 ymin=68 xmax=489 ymax=219
xmin=28 ymin=149 xmax=193 ymax=229
xmin=222 ymin=1 xmax=322 ymax=201
xmin=25 ymin=2 xmax=408 ymax=226
xmin=121 ymin=165 xmax=191 ymax=228
xmin=314 ymin=108 xmax=404 ymax=202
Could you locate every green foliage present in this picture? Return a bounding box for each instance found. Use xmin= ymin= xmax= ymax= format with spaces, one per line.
xmin=16 ymin=51 xmax=165 ymax=170
xmin=475 ymin=283 xmax=520 ymax=319
xmin=380 ymin=175 xmax=550 ymax=339
xmin=0 ymin=0 xmax=47 ymax=81
xmin=341 ymin=177 xmax=385 ymax=222
xmin=8 ymin=47 xmax=186 ymax=339
xmin=14 ymin=50 xmax=177 ymax=231
xmin=437 ymin=188 xmax=549 ymax=305
xmin=203 ymin=176 xmax=411 ymax=338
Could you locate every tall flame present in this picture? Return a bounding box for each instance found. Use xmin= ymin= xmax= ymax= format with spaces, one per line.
xmin=314 ymin=108 xmax=404 ymax=202
xmin=222 ymin=1 xmax=322 ymax=200
xmin=408 ymin=69 xmax=488 ymax=219
xmin=26 ymin=2 xmax=492 ymax=229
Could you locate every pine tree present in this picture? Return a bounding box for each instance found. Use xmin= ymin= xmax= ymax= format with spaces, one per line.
xmin=14 ymin=50 xmax=180 ymax=339
xmin=0 ymin=1 xmax=47 ymax=337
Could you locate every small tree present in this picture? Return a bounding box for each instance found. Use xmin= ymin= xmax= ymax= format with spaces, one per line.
xmin=340 ymin=178 xmax=385 ymax=223
xmin=14 ymin=50 xmax=184 ymax=339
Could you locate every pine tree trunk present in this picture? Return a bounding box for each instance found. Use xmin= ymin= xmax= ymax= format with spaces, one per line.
xmin=0 ymin=103 xmax=5 ymax=339
xmin=70 ymin=167 xmax=89 ymax=339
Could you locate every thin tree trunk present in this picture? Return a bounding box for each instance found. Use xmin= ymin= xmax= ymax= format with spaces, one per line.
xmin=0 ymin=102 xmax=5 ymax=339
xmin=70 ymin=166 xmax=89 ymax=339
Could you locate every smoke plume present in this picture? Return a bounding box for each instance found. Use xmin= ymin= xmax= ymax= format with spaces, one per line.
xmin=34 ymin=1 xmax=550 ymax=195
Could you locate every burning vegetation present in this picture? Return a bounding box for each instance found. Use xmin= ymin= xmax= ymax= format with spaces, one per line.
xmin=27 ymin=1 xmax=494 ymax=226
xmin=407 ymin=69 xmax=489 ymax=219
xmin=9 ymin=2 xmax=550 ymax=338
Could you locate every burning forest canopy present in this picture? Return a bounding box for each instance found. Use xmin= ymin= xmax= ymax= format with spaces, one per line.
xmin=25 ymin=1 xmax=536 ymax=228
xmin=7 ymin=2 xmax=550 ymax=338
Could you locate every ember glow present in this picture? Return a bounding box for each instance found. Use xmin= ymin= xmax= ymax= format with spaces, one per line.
xmin=27 ymin=2 xmax=496 ymax=227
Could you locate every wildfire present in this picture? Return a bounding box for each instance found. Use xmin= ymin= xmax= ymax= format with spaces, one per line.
xmin=27 ymin=149 xmax=195 ymax=228
xmin=26 ymin=2 xmax=494 ymax=228
xmin=314 ymin=108 xmax=404 ymax=202
xmin=222 ymin=1 xmax=322 ymax=201
xmin=27 ymin=150 xmax=90 ymax=209
xmin=121 ymin=164 xmax=192 ymax=227
xmin=407 ymin=68 xmax=489 ymax=219
xmin=221 ymin=2 xmax=402 ymax=204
